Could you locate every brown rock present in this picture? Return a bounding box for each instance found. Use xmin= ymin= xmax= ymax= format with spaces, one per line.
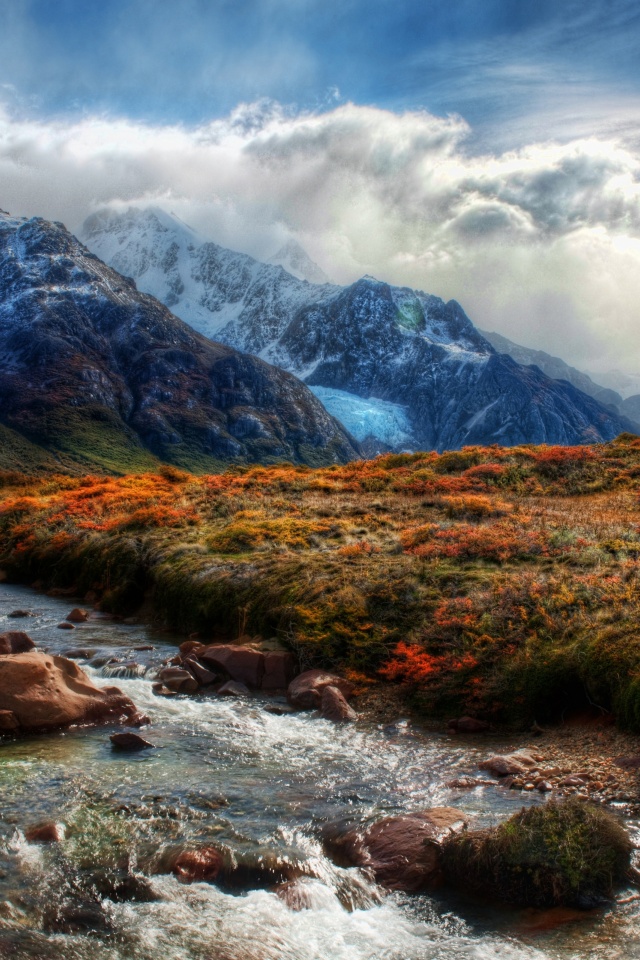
xmin=7 ymin=610 xmax=34 ymax=619
xmin=66 ymin=608 xmax=89 ymax=623
xmin=614 ymin=755 xmax=640 ymax=770
xmin=157 ymin=666 xmax=199 ymax=694
xmin=446 ymin=777 xmax=498 ymax=789
xmin=448 ymin=717 xmax=490 ymax=733
xmin=320 ymin=685 xmax=357 ymax=723
xmin=25 ymin=821 xmax=64 ymax=843
xmin=63 ymin=649 xmax=94 ymax=660
xmin=0 ymin=709 xmax=19 ymax=731
xmin=110 ymin=733 xmax=155 ymax=751
xmin=179 ymin=640 xmax=205 ymax=659
xmin=218 ymin=680 xmax=250 ymax=697
xmin=326 ymin=807 xmax=468 ymax=892
xmin=170 ymin=847 xmax=224 ymax=883
xmin=287 ymin=669 xmax=355 ymax=710
xmin=183 ymin=657 xmax=219 ymax=686
xmin=276 ymin=879 xmax=318 ymax=911
xmin=479 ymin=753 xmax=536 ymax=777
xmin=0 ymin=651 xmax=146 ymax=732
xmin=199 ymin=644 xmax=265 ymax=688
xmin=0 ymin=631 xmax=35 ymax=655
xmin=262 ymin=651 xmax=298 ymax=691
xmin=57 ymin=622 xmax=75 ymax=630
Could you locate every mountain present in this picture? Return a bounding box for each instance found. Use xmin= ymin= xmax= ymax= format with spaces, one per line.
xmin=0 ymin=211 xmax=359 ymax=474
xmin=480 ymin=330 xmax=623 ymax=410
xmin=82 ymin=207 xmax=636 ymax=452
xmin=268 ymin=239 xmax=331 ymax=285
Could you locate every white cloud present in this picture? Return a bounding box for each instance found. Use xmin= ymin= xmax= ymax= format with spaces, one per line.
xmin=2 ymin=98 xmax=640 ymax=375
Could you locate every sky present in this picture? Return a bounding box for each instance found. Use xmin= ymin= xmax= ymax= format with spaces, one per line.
xmin=1 ymin=0 xmax=640 ymax=378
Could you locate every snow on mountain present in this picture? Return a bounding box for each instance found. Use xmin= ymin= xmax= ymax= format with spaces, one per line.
xmin=82 ymin=207 xmax=636 ymax=451
xmin=269 ymin=239 xmax=331 ymax=285
xmin=309 ymin=386 xmax=413 ymax=449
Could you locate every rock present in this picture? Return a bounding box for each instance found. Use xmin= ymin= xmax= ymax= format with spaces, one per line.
xmin=0 ymin=710 xmax=19 ymax=731
xmin=446 ymin=777 xmax=498 ymax=789
xmin=183 ymin=657 xmax=219 ymax=686
xmin=110 ymin=733 xmax=155 ymax=751
xmin=0 ymin=631 xmax=35 ymax=655
xmin=0 ymin=651 xmax=147 ymax=733
xmin=559 ymin=775 xmax=588 ymax=787
xmin=157 ymin=666 xmax=199 ymax=694
xmin=25 ymin=821 xmax=64 ymax=843
xmin=479 ymin=752 xmax=537 ymax=777
xmin=287 ymin=669 xmax=355 ymax=710
xmin=170 ymin=847 xmax=224 ymax=883
xmin=66 ymin=608 xmax=89 ymax=623
xmin=320 ymin=685 xmax=357 ymax=722
xmin=199 ymin=644 xmax=265 ymax=688
xmin=57 ymin=621 xmax=75 ymax=630
xmin=448 ymin=717 xmax=490 ymax=733
xmin=276 ymin=878 xmax=318 ymax=911
xmin=218 ymin=680 xmax=250 ymax=697
xmin=262 ymin=651 xmax=298 ymax=691
xmin=614 ymin=755 xmax=640 ymax=770
xmin=63 ymin=648 xmax=94 ymax=659
xmin=263 ymin=702 xmax=295 ymax=716
xmin=43 ymin=898 xmax=113 ymax=935
xmin=7 ymin=609 xmax=34 ymax=618
xmin=179 ymin=639 xmax=205 ymax=659
xmin=537 ymin=781 xmax=553 ymax=793
xmin=325 ymin=807 xmax=468 ymax=892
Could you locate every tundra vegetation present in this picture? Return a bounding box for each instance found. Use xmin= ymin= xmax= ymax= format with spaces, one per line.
xmin=1 ymin=435 xmax=640 ymax=729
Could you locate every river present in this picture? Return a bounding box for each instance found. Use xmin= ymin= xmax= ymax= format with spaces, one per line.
xmin=0 ymin=582 xmax=639 ymax=959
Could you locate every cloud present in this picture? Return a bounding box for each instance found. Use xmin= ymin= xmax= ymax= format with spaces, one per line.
xmin=1 ymin=98 xmax=640 ymax=376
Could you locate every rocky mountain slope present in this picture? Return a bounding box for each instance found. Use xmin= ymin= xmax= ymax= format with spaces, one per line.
xmin=83 ymin=207 xmax=636 ymax=452
xmin=0 ymin=211 xmax=359 ymax=473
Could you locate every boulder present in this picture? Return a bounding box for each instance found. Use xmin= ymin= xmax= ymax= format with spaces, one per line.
xmin=0 ymin=652 xmax=148 ymax=733
xmin=325 ymin=807 xmax=468 ymax=892
xmin=320 ymin=685 xmax=357 ymax=723
xmin=448 ymin=717 xmax=490 ymax=733
xmin=179 ymin=639 xmax=205 ymax=659
xmin=199 ymin=644 xmax=265 ymax=688
xmin=169 ymin=847 xmax=224 ymax=883
xmin=0 ymin=631 xmax=35 ymax=655
xmin=262 ymin=651 xmax=298 ymax=691
xmin=157 ymin=666 xmax=199 ymax=694
xmin=0 ymin=709 xmax=19 ymax=731
xmin=183 ymin=657 xmax=219 ymax=686
xmin=7 ymin=610 xmax=34 ymax=619
xmin=63 ymin=649 xmax=94 ymax=660
xmin=218 ymin=680 xmax=251 ymax=698
xmin=287 ymin=669 xmax=355 ymax=710
xmin=57 ymin=622 xmax=75 ymax=630
xmin=66 ymin=608 xmax=89 ymax=623
xmin=479 ymin=752 xmax=537 ymax=777
xmin=110 ymin=732 xmax=155 ymax=751
xmin=25 ymin=821 xmax=65 ymax=843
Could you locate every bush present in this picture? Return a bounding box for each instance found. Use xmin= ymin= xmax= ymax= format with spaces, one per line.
xmin=442 ymin=799 xmax=632 ymax=908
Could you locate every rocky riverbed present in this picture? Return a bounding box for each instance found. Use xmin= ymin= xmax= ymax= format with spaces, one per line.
xmin=1 ymin=582 xmax=640 ymax=960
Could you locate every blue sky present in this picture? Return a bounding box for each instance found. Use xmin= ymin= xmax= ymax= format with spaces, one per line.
xmin=1 ymin=0 xmax=640 ymax=376
xmin=2 ymin=0 xmax=640 ymax=144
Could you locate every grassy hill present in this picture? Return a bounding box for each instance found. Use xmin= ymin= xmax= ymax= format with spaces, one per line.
xmin=1 ymin=435 xmax=640 ymax=728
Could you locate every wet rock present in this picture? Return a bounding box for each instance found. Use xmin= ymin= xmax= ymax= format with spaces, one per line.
xmin=325 ymin=807 xmax=468 ymax=892
xmin=63 ymin=648 xmax=94 ymax=660
xmin=287 ymin=669 xmax=355 ymax=710
xmin=276 ymin=878 xmax=318 ymax=911
xmin=448 ymin=717 xmax=490 ymax=734
xmin=262 ymin=651 xmax=298 ymax=691
xmin=183 ymin=657 xmax=219 ymax=686
xmin=24 ymin=821 xmax=65 ymax=843
xmin=57 ymin=621 xmax=75 ymax=630
xmin=7 ymin=609 xmax=34 ymax=619
xmin=263 ymin=702 xmax=295 ymax=716
xmin=157 ymin=666 xmax=199 ymax=694
xmin=479 ymin=752 xmax=537 ymax=777
xmin=179 ymin=639 xmax=205 ymax=659
xmin=320 ymin=685 xmax=357 ymax=723
xmin=91 ymin=870 xmax=160 ymax=903
xmin=43 ymin=898 xmax=113 ymax=935
xmin=169 ymin=847 xmax=224 ymax=883
xmin=133 ymin=644 xmax=155 ymax=652
xmin=218 ymin=680 xmax=250 ymax=697
xmin=446 ymin=776 xmax=498 ymax=789
xmin=110 ymin=732 xmax=155 ymax=751
xmin=66 ymin=608 xmax=89 ymax=623
xmin=0 ymin=631 xmax=35 ymax=655
xmin=0 ymin=651 xmax=147 ymax=732
xmin=199 ymin=644 xmax=265 ymax=688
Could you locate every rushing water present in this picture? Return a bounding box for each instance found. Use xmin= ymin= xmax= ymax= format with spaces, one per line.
xmin=0 ymin=583 xmax=639 ymax=959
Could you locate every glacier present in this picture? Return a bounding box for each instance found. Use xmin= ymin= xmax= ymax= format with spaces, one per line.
xmin=309 ymin=387 xmax=414 ymax=449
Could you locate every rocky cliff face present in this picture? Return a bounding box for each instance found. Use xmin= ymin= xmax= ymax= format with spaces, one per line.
xmin=83 ymin=207 xmax=636 ymax=452
xmin=0 ymin=212 xmax=359 ymax=472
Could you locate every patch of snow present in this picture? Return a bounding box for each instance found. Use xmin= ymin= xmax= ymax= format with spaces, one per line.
xmin=309 ymin=386 xmax=414 ymax=448
xmin=269 ymin=239 xmax=330 ymax=285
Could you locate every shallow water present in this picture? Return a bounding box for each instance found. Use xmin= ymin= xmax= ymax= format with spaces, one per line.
xmin=0 ymin=583 xmax=639 ymax=959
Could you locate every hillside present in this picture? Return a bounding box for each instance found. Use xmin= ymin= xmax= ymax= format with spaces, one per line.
xmin=0 ymin=211 xmax=359 ymax=474
xmin=2 ymin=435 xmax=640 ymax=729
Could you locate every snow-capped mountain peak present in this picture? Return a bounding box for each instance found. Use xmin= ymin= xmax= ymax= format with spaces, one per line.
xmin=268 ymin=239 xmax=331 ymax=285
